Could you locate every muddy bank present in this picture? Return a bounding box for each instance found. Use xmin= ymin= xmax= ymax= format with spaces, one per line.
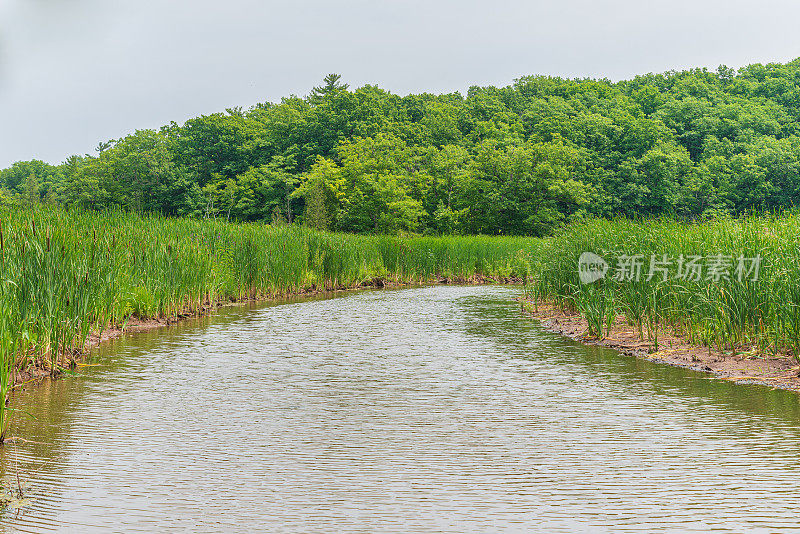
xmin=522 ymin=300 xmax=800 ymax=392
xmin=13 ymin=276 xmax=522 ymax=390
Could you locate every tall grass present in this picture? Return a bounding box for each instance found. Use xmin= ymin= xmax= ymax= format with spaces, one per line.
xmin=526 ymin=214 xmax=800 ymax=361
xmin=0 ymin=206 xmax=539 ymax=437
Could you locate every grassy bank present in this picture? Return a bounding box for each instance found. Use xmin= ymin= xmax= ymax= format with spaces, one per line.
xmin=0 ymin=207 xmax=537 ymax=399
xmin=525 ymin=214 xmax=800 ymax=361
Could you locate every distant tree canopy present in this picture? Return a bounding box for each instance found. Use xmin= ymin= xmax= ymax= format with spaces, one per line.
xmin=7 ymin=62 xmax=800 ymax=235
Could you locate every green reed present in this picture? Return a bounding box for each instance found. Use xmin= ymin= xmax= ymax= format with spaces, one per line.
xmin=527 ymin=213 xmax=800 ymax=359
xmin=0 ymin=206 xmax=539 ymax=432
xmin=575 ymin=281 xmax=615 ymax=339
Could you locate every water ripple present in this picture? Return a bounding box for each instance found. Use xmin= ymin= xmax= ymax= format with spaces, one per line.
xmin=1 ymin=286 xmax=800 ymax=532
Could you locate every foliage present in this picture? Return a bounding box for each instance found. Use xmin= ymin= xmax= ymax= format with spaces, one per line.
xmin=10 ymin=60 xmax=800 ymax=234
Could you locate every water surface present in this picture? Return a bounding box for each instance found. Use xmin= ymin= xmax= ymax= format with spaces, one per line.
xmin=2 ymin=286 xmax=800 ymax=532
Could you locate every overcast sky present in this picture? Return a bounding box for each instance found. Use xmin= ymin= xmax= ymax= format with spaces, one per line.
xmin=1 ymin=0 xmax=799 ymax=168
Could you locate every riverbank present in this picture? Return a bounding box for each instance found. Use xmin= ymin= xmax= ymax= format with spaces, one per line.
xmin=522 ymin=215 xmax=800 ymax=393
xmin=523 ymin=300 xmax=800 ymax=392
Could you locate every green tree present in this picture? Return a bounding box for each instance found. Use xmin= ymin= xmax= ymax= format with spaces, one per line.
xmin=309 ymin=73 xmax=349 ymax=105
xmin=23 ymin=173 xmax=40 ymax=205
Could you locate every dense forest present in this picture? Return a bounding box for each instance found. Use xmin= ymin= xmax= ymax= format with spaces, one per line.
xmin=5 ymin=60 xmax=800 ymax=235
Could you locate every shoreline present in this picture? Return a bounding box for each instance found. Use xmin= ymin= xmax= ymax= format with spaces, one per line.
xmin=522 ymin=300 xmax=800 ymax=393
xmin=12 ymin=276 xmax=521 ymax=391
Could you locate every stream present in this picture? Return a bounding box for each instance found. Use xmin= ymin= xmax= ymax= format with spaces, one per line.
xmin=2 ymin=286 xmax=800 ymax=532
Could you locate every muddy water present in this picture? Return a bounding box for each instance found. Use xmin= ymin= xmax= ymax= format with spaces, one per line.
xmin=2 ymin=286 xmax=800 ymax=532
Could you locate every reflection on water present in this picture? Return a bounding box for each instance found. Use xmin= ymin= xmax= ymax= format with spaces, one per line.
xmin=2 ymin=286 xmax=800 ymax=532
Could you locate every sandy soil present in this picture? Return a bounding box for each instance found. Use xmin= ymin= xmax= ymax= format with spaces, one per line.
xmin=523 ymin=300 xmax=800 ymax=392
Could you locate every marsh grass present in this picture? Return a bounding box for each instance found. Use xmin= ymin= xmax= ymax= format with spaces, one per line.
xmin=528 ymin=214 xmax=800 ymax=361
xmin=0 ymin=206 xmax=540 ymax=439
xmin=575 ymin=281 xmax=615 ymax=339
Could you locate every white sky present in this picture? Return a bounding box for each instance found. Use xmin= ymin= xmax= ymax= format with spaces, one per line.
xmin=1 ymin=0 xmax=799 ymax=167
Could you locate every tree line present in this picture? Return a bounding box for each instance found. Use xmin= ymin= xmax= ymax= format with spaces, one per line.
xmin=5 ymin=63 xmax=800 ymax=235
